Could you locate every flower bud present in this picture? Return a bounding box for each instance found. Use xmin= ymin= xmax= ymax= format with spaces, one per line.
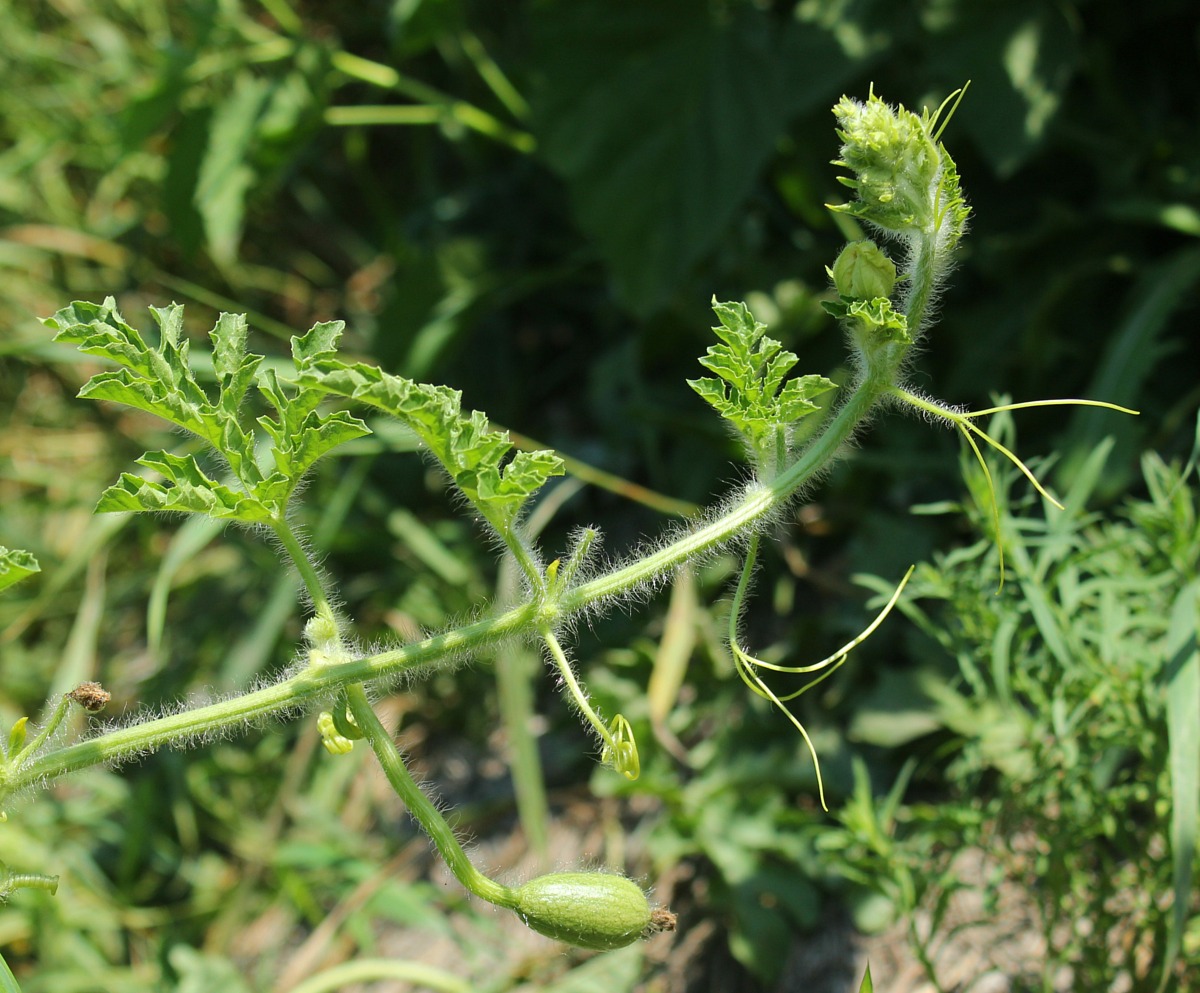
xmin=831 ymin=240 xmax=896 ymax=300
xmin=304 ymin=613 xmax=339 ymax=650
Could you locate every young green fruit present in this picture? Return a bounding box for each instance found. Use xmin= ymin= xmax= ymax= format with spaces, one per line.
xmin=513 ymin=871 xmax=673 ymax=950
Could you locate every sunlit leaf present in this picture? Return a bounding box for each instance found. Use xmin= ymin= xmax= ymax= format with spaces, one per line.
xmin=46 ymin=300 xmax=369 ymax=523
xmin=688 ymin=299 xmax=835 ymax=472
xmin=294 ymin=347 xmax=563 ymax=533
xmin=96 ymin=452 xmax=274 ymax=522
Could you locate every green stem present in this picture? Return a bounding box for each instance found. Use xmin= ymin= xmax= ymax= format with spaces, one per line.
xmin=325 ymin=105 xmax=442 ymax=127
xmin=12 ymin=694 xmax=70 ymax=766
xmin=902 ymin=232 xmax=939 ymax=335
xmin=343 ymin=685 xmax=517 ymax=909
xmin=497 ymin=526 xmax=545 ymax=592
xmin=494 ymin=642 xmax=550 ymax=862
xmin=458 ymin=30 xmax=530 ymax=121
xmin=270 ymin=521 xmax=334 ymax=622
xmin=286 ymin=959 xmax=471 ymax=993
xmin=8 ymin=602 xmax=537 ymax=790
xmin=328 ymin=51 xmax=534 ymax=154
xmin=257 ymin=0 xmax=303 ymax=35
xmin=728 ymin=532 xmax=760 ymax=654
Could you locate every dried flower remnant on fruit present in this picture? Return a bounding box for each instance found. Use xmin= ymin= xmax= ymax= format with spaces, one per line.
xmin=68 ymin=682 xmax=111 ymax=713
xmin=649 ymin=907 xmax=678 ymax=933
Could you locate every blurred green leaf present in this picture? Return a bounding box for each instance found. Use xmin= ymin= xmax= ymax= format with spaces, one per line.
xmin=0 ymin=547 xmax=40 ymax=594
xmin=530 ymin=0 xmax=854 ymax=309
xmin=847 ymin=667 xmax=942 ymax=747
xmin=169 ymin=946 xmax=253 ymax=993
xmin=195 ymin=74 xmax=270 ymax=268
xmin=164 ymin=109 xmax=214 ymax=258
xmin=728 ymin=869 xmax=820 ymax=981
xmin=0 ymin=951 xmax=20 ymax=993
xmin=537 ymin=943 xmax=642 ymax=993
xmin=927 ymin=1 xmax=1078 ymax=176
xmin=1061 ymin=246 xmax=1200 ymax=495
xmin=1161 ymin=579 xmax=1199 ymax=991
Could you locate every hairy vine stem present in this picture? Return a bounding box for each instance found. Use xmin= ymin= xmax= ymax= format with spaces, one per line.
xmin=344 ymin=684 xmax=518 ymax=909
xmin=5 ymin=375 xmax=888 ymax=797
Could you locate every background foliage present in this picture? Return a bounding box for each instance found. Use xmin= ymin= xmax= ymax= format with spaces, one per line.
xmin=1 ymin=1 xmax=1197 ymax=990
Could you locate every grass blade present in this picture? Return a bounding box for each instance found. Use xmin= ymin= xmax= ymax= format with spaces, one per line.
xmin=1158 ymin=579 xmax=1200 ymax=992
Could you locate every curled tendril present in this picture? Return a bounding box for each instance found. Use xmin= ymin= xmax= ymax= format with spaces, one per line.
xmin=891 ymin=390 xmax=1140 ymax=588
xmin=0 ymin=861 xmax=59 ymax=900
xmin=730 ymin=534 xmax=914 ymax=811
xmin=541 ymin=626 xmax=640 ymax=781
xmin=600 ymin=714 xmax=640 ymax=780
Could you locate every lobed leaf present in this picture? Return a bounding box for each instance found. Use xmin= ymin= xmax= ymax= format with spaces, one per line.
xmin=821 ymin=296 xmax=911 ymax=344
xmin=257 ymin=365 xmax=370 ymax=492
xmin=688 ymin=299 xmax=835 ymax=472
xmin=291 ymin=334 xmax=563 ymax=531
xmin=46 ymin=298 xmax=260 ymax=481
xmin=46 ymin=300 xmax=370 ymax=524
xmin=96 ymin=452 xmax=274 ymax=522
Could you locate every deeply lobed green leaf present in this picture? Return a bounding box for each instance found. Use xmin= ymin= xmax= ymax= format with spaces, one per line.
xmin=290 ymin=325 xmax=563 ymax=533
xmin=688 ymin=299 xmax=835 ymax=474
xmin=44 ymin=299 xmax=370 ymax=524
xmin=821 ymin=296 xmax=911 ymax=345
xmin=96 ymin=453 xmax=275 ymax=522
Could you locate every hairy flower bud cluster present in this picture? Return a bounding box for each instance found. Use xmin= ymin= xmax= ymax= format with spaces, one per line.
xmin=830 ymin=89 xmax=970 ymax=251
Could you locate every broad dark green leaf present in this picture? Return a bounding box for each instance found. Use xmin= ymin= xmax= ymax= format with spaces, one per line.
xmin=926 ymin=0 xmax=1078 ymax=176
xmin=529 ymin=0 xmax=854 ymax=310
